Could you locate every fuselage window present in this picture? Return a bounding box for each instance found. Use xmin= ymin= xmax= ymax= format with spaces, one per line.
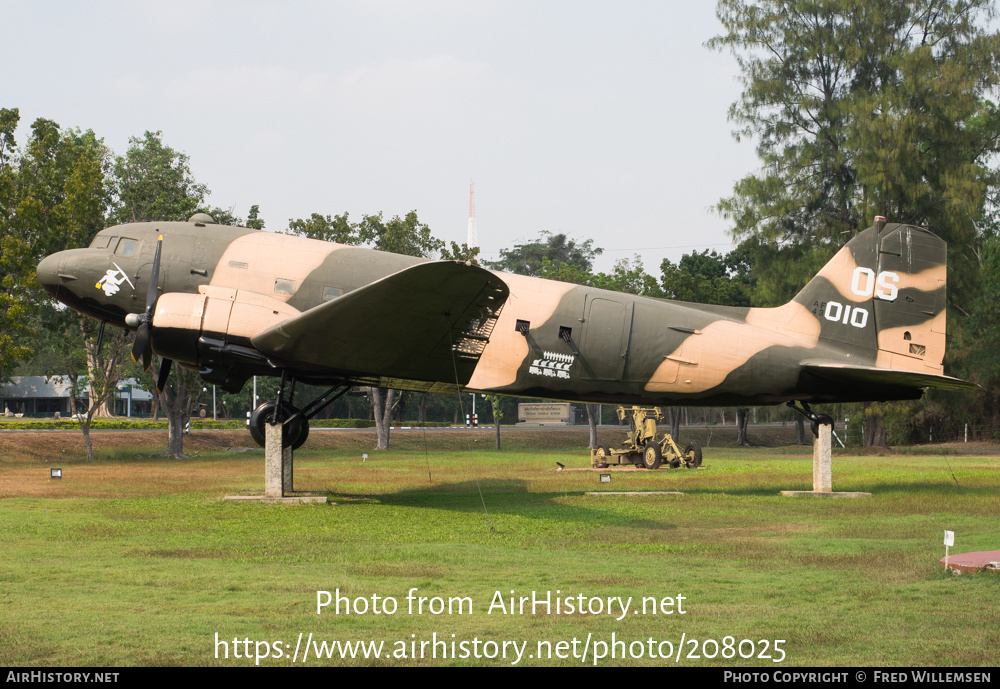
xmin=274 ymin=278 xmax=296 ymax=295
xmin=322 ymin=286 xmax=343 ymax=301
xmin=115 ymin=238 xmax=137 ymax=257
xmin=90 ymin=235 xmax=111 ymax=249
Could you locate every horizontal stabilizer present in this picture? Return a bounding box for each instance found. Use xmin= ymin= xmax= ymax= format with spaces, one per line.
xmin=251 ymin=261 xmax=509 ymax=386
xmin=802 ymin=363 xmax=976 ymax=391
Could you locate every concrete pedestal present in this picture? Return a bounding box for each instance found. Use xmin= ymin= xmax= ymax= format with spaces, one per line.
xmin=813 ymin=422 xmax=833 ymax=492
xmin=265 ymin=421 xmax=292 ymax=497
xmin=781 ymin=422 xmax=870 ymax=498
xmin=224 ymin=421 xmax=328 ymax=504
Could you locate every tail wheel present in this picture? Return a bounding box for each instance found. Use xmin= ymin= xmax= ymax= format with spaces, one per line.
xmin=642 ymin=442 xmax=663 ymax=470
xmin=683 ymin=442 xmax=702 ymax=468
xmin=249 ymin=401 xmax=308 ymax=450
xmin=594 ymin=443 xmax=611 ymax=468
xmin=811 ymin=413 xmax=834 ymax=438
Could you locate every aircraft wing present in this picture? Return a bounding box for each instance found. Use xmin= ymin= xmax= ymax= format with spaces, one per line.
xmin=250 ymin=261 xmax=509 ymax=387
xmin=802 ymin=363 xmax=977 ymax=391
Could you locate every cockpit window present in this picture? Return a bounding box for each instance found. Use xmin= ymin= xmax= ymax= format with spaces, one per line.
xmin=115 ymin=238 xmax=137 ymax=257
xmin=90 ymin=235 xmax=111 ymax=249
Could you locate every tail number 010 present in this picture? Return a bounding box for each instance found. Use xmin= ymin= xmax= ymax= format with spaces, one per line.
xmin=825 ymin=301 xmax=869 ymax=328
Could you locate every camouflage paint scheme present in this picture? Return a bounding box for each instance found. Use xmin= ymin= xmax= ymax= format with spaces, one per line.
xmin=36 ymin=218 xmax=971 ymax=405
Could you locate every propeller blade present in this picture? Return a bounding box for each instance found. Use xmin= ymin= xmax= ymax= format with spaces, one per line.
xmin=156 ymin=357 xmax=173 ymax=395
xmin=146 ymin=235 xmax=163 ymax=311
xmin=132 ymin=323 xmax=151 ymax=370
xmin=131 ymin=323 xmax=147 ymax=362
xmin=95 ymin=321 xmax=106 ymax=357
xmin=131 ymin=235 xmax=163 ymax=372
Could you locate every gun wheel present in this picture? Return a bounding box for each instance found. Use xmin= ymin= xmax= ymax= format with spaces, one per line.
xmin=594 ymin=443 xmax=611 ymax=468
xmin=683 ymin=441 xmax=702 ymax=468
xmin=642 ymin=442 xmax=663 ymax=470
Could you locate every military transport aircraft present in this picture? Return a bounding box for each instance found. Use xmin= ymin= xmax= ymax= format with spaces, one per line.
xmin=36 ymin=214 xmax=973 ymax=453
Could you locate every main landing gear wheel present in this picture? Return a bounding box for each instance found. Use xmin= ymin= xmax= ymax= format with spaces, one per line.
xmin=683 ymin=441 xmax=702 ymax=468
xmin=249 ymin=401 xmax=309 ymax=450
xmin=643 ymin=442 xmax=663 ymax=470
xmin=594 ymin=443 xmax=611 ymax=468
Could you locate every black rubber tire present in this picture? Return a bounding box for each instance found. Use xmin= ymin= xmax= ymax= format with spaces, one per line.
xmin=594 ymin=443 xmax=611 ymax=468
xmin=293 ymin=421 xmax=310 ymax=449
xmin=248 ymin=402 xmax=270 ymax=447
xmin=249 ymin=401 xmax=308 ymax=450
xmin=642 ymin=442 xmax=663 ymax=470
xmin=683 ymin=441 xmax=702 ymax=468
xmin=811 ymin=413 xmax=834 ymax=437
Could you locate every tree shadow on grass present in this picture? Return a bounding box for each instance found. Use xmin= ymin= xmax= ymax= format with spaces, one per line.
xmin=329 ymin=478 xmax=681 ymax=531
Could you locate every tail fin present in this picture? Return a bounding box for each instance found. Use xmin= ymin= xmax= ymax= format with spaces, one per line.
xmin=792 ymin=221 xmax=947 ymax=375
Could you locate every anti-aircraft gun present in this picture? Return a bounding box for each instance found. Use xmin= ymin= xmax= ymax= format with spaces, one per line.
xmin=592 ymin=406 xmax=702 ymax=470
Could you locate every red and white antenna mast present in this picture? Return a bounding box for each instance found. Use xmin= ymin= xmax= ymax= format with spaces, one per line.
xmin=467 ymin=179 xmax=478 ymax=248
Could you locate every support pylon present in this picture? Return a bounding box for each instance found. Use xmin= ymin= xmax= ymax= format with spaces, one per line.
xmin=224 ymin=422 xmax=327 ymax=504
xmin=781 ymin=420 xmax=870 ymax=498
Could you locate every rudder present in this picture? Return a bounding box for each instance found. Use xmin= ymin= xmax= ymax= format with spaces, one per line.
xmin=873 ymin=224 xmax=947 ymax=374
xmin=792 ymin=221 xmax=947 ymax=374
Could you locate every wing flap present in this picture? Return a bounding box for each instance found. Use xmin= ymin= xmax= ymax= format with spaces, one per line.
xmin=803 ymin=362 xmax=977 ymax=391
xmin=251 ymin=261 xmax=509 ymax=385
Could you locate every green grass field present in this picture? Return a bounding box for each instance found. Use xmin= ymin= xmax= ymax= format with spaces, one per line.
xmin=1 ymin=429 xmax=997 ymax=667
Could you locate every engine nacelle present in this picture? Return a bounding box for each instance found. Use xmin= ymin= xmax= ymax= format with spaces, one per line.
xmin=150 ymin=286 xmax=300 ymax=367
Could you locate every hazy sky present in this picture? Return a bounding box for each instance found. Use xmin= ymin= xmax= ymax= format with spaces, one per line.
xmin=4 ymin=0 xmax=759 ymax=273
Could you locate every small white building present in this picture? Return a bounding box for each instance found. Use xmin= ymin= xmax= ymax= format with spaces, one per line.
xmin=0 ymin=376 xmax=153 ymax=418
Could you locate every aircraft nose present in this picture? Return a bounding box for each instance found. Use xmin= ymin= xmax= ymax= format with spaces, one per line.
xmin=36 ymin=252 xmax=64 ymax=298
